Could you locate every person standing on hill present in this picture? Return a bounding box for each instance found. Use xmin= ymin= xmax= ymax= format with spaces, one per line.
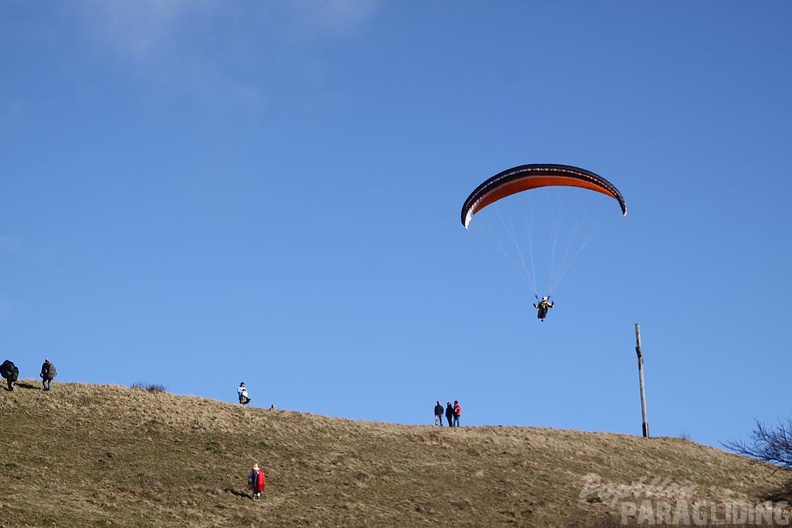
xmin=445 ymin=402 xmax=454 ymax=427
xmin=40 ymin=359 xmax=56 ymax=391
xmin=434 ymin=400 xmax=444 ymax=426
xmin=453 ymin=400 xmax=461 ymax=427
xmin=0 ymin=360 xmax=19 ymax=391
xmin=248 ymin=463 xmax=266 ymax=500
xmin=237 ymin=382 xmax=251 ymax=405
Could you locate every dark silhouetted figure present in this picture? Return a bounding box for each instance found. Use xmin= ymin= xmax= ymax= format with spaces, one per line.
xmin=40 ymin=359 xmax=56 ymax=391
xmin=445 ymin=402 xmax=454 ymax=427
xmin=434 ymin=400 xmax=444 ymax=426
xmin=1 ymin=360 xmax=19 ymax=391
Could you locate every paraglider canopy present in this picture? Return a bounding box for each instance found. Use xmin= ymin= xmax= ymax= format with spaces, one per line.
xmin=461 ymin=164 xmax=626 ymax=229
xmin=460 ymin=163 xmax=627 ymax=298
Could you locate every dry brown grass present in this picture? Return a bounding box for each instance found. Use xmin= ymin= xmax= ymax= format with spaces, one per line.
xmin=0 ymin=381 xmax=788 ymax=527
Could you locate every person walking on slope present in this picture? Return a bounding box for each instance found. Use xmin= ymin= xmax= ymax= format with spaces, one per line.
xmin=0 ymin=360 xmax=19 ymax=391
xmin=445 ymin=402 xmax=454 ymax=427
xmin=453 ymin=400 xmax=461 ymax=427
xmin=40 ymin=359 xmax=56 ymax=391
xmin=237 ymin=382 xmax=251 ymax=405
xmin=248 ymin=463 xmax=266 ymax=500
xmin=434 ymin=400 xmax=444 ymax=426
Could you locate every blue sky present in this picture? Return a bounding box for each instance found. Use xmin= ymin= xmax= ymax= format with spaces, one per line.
xmin=2 ymin=1 xmax=791 ymax=449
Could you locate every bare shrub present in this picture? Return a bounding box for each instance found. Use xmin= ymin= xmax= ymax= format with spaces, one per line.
xmin=725 ymin=419 xmax=792 ymax=469
xmin=131 ymin=382 xmax=167 ymax=393
xmin=724 ymin=419 xmax=792 ymax=501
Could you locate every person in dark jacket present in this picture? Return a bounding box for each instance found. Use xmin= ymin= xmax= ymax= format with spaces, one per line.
xmin=434 ymin=400 xmax=444 ymax=426
xmin=0 ymin=360 xmax=19 ymax=391
xmin=40 ymin=358 xmax=56 ymax=391
xmin=445 ymin=402 xmax=454 ymax=427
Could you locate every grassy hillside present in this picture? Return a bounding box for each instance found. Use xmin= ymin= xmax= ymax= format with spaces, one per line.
xmin=0 ymin=381 xmax=787 ymax=527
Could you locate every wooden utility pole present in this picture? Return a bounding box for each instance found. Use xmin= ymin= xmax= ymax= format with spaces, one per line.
xmin=635 ymin=323 xmax=649 ymax=438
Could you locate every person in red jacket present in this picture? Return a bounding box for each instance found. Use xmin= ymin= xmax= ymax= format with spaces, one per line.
xmin=248 ymin=463 xmax=266 ymax=501
xmin=453 ymin=401 xmax=461 ymax=427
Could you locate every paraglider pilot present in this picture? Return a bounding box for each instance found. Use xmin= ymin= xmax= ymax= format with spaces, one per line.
xmin=533 ymin=296 xmax=554 ymax=322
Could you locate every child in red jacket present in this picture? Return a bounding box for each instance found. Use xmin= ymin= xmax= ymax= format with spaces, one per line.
xmin=248 ymin=463 xmax=266 ymax=500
